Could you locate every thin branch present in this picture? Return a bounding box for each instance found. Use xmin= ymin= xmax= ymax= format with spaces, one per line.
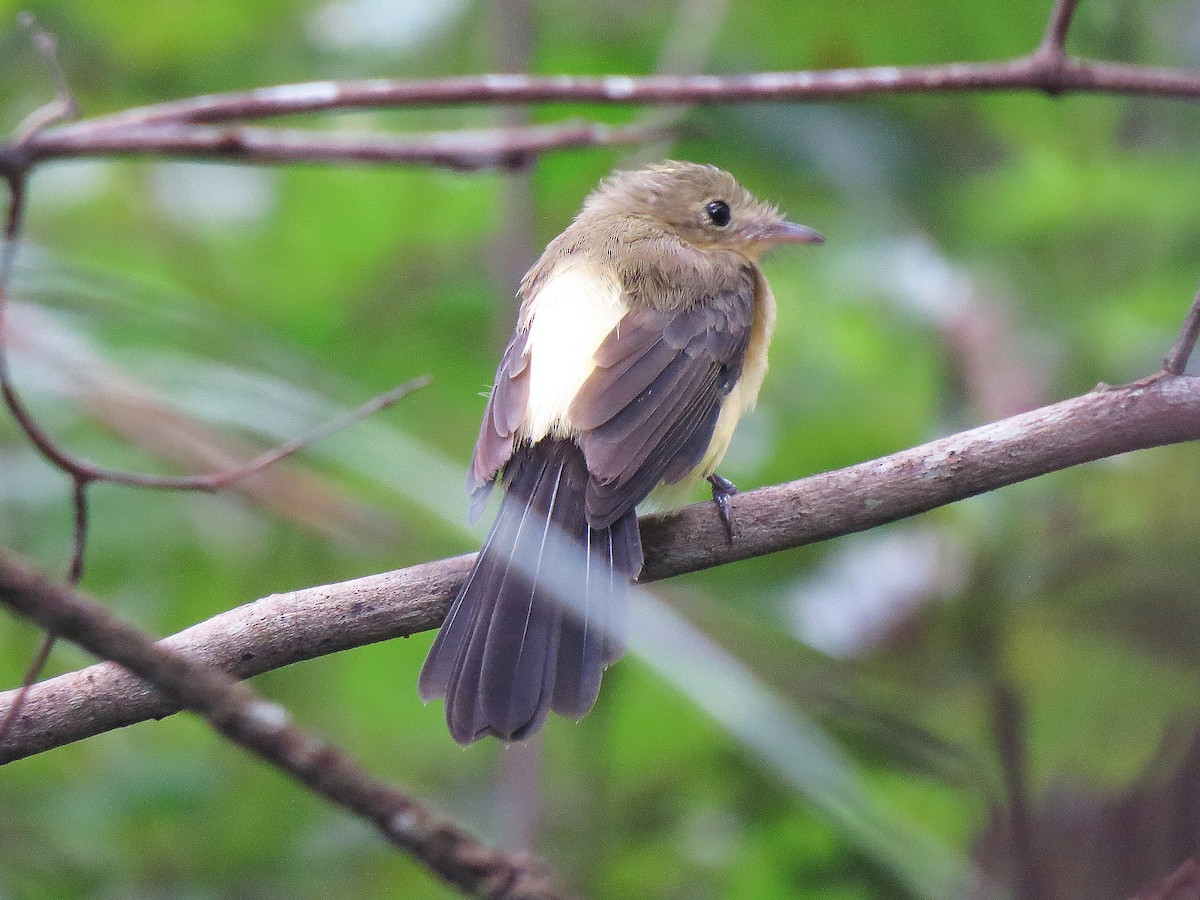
xmin=0 ymin=5 xmax=1192 ymax=174
xmin=1164 ymin=286 xmax=1200 ymax=375
xmin=636 ymin=372 xmax=1200 ymax=579
xmin=12 ymin=13 xmax=79 ymax=142
xmin=67 ymin=479 xmax=88 ymax=582
xmin=0 ymin=362 xmax=429 ymax=493
xmin=0 ymin=550 xmax=574 ymax=900
xmin=0 ymin=169 xmax=86 ymax=500
xmin=21 ymin=120 xmax=680 ymax=171
xmin=0 ymin=152 xmax=71 ymax=745
xmin=1028 ymin=0 xmax=1082 ymax=97
xmin=988 ymin=681 xmax=1042 ymax=900
xmin=72 ymin=58 xmax=1200 ymax=132
xmin=182 ymin=376 xmax=432 ymax=491
xmin=0 ymin=632 xmax=55 ymax=745
xmin=8 ymin=475 xmax=94 ymax=745
xmin=5 ymin=370 xmax=1200 ymax=762
xmin=1041 ymin=0 xmax=1081 ymax=55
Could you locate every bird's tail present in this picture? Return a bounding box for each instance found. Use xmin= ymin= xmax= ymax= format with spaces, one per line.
xmin=418 ymin=438 xmax=641 ymax=744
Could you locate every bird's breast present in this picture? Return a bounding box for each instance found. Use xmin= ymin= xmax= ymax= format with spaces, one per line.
xmin=520 ymin=261 xmax=626 ymax=443
xmin=699 ymin=268 xmax=777 ymax=473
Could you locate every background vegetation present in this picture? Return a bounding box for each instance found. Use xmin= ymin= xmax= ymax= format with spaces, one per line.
xmin=2 ymin=0 xmax=1200 ymax=897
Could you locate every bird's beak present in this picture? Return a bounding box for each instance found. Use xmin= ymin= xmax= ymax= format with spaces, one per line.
xmin=763 ymin=220 xmax=824 ymax=245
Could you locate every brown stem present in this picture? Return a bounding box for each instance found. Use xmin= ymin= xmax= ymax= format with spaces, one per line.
xmin=0 ymin=632 xmax=55 ymax=746
xmin=13 ymin=12 xmax=79 ymax=141
xmin=74 ymin=58 xmax=1200 ymax=130
xmin=5 ymin=372 xmax=1200 ymax=762
xmin=0 ymin=551 xmax=575 ymax=900
xmin=1041 ymin=0 xmax=1081 ymax=55
xmin=1164 ymin=287 xmax=1200 ymax=375
xmin=1 ymin=363 xmax=428 ymax=493
xmin=67 ymin=479 xmax=89 ymax=582
xmin=20 ymin=121 xmax=679 ymax=171
xmin=0 ymin=22 xmax=85 ymax=742
xmin=989 ymin=682 xmax=1041 ymax=900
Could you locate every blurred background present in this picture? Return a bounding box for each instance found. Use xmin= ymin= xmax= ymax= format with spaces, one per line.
xmin=3 ymin=0 xmax=1200 ymax=897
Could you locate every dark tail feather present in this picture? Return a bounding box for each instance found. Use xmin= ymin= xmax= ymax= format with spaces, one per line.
xmin=419 ymin=439 xmax=640 ymax=744
xmin=551 ymin=509 xmax=639 ymax=716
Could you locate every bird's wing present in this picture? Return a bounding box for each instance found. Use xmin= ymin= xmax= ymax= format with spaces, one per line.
xmin=571 ymin=273 xmax=757 ymax=529
xmin=467 ymin=327 xmax=530 ymax=521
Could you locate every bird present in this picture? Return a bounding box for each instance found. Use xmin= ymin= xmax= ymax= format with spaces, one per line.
xmin=419 ymin=161 xmax=822 ymax=744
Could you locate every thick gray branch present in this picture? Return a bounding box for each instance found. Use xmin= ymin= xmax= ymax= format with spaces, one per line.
xmin=3 ymin=372 xmax=1199 ymax=763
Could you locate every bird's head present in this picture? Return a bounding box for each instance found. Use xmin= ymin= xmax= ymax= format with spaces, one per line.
xmin=583 ymin=160 xmax=823 ymax=260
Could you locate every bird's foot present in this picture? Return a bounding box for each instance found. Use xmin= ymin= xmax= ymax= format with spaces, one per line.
xmin=707 ymin=473 xmax=739 ymax=542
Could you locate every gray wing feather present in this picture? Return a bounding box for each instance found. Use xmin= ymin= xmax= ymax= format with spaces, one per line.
xmin=572 ymin=275 xmax=756 ymax=529
xmin=468 ymin=328 xmax=530 ymax=522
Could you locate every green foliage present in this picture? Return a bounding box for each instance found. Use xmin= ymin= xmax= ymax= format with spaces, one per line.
xmin=3 ymin=1 xmax=1200 ymax=897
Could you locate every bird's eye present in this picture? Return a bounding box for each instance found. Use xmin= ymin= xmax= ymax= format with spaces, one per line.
xmin=704 ymin=199 xmax=732 ymax=227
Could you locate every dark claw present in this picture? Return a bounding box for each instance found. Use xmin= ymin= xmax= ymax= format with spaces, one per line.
xmin=707 ymin=473 xmax=738 ymax=542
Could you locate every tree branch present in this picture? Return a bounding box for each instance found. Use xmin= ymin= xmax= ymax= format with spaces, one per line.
xmin=1041 ymin=0 xmax=1081 ymax=55
xmin=5 ymin=3 xmax=1197 ymax=174
xmin=68 ymin=57 xmax=1200 ymax=135
xmin=1164 ymin=285 xmax=1200 ymax=375
xmin=0 ymin=550 xmax=573 ymax=900
xmin=12 ymin=12 xmax=78 ymax=141
xmin=4 ymin=369 xmax=1199 ymax=763
xmin=19 ymin=120 xmax=679 ymax=171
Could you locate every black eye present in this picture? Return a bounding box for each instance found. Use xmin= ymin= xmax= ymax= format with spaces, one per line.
xmin=704 ymin=199 xmax=731 ymax=227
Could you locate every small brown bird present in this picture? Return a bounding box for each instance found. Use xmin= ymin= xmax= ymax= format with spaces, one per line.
xmin=419 ymin=161 xmax=822 ymax=744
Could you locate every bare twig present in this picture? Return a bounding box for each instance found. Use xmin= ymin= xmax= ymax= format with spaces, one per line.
xmin=0 ymin=631 xmax=55 ymax=745
xmin=1041 ymin=0 xmax=1082 ymax=55
xmin=21 ymin=120 xmax=679 ymax=171
xmin=0 ymin=550 xmax=575 ymax=900
xmin=5 ymin=370 xmax=1200 ymax=761
xmin=170 ymin=376 xmax=431 ymax=491
xmin=0 ymin=151 xmax=69 ymax=745
xmin=0 ymin=0 xmax=1194 ymax=176
xmin=70 ymin=59 xmax=1200 ymax=133
xmin=1 ymin=296 xmax=429 ymax=492
xmin=1028 ymin=0 xmax=1083 ymax=96
xmin=636 ymin=372 xmax=1200 ymax=579
xmin=989 ymin=681 xmax=1041 ymax=900
xmin=1164 ymin=286 xmax=1200 ymax=375
xmin=13 ymin=13 xmax=78 ymax=141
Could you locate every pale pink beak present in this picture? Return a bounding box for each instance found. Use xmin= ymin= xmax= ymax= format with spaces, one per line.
xmin=764 ymin=220 xmax=824 ymax=245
